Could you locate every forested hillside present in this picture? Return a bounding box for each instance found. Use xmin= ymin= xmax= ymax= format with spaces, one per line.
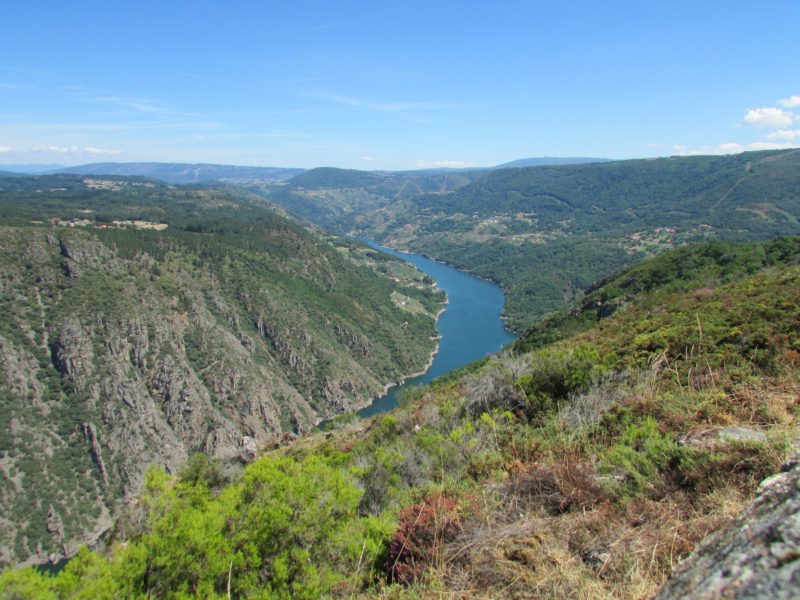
xmin=0 ymin=175 xmax=442 ymax=566
xmin=493 ymin=156 xmax=610 ymax=168
xmin=259 ymin=150 xmax=800 ymax=331
xmin=3 ymin=239 xmax=797 ymax=597
xmin=515 ymin=236 xmax=800 ymax=353
xmin=372 ymin=149 xmax=800 ymax=329
xmin=254 ymin=166 xmax=487 ymax=233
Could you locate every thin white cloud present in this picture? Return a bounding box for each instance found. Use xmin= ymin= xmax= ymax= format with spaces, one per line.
xmin=0 ymin=82 xmax=30 ymax=90
xmin=744 ymin=141 xmax=797 ymax=151
xmin=182 ymin=72 xmax=252 ymax=91
xmin=7 ymin=120 xmax=225 ymax=133
xmin=29 ymin=145 xmax=122 ymax=155
xmin=311 ymin=92 xmax=468 ymax=113
xmin=86 ymin=93 xmax=205 ymax=121
xmin=90 ymin=95 xmax=173 ymax=115
xmin=743 ymin=107 xmax=796 ymax=128
xmin=0 ymin=145 xmax=14 ymax=152
xmin=31 ymin=145 xmax=81 ymax=153
xmin=778 ymin=95 xmax=800 ymax=108
xmin=415 ymin=160 xmax=476 ymax=169
xmin=84 ymin=146 xmax=122 ymax=155
xmin=261 ymin=22 xmax=345 ymax=37
xmin=766 ymin=129 xmax=800 ymax=141
xmin=38 ymin=123 xmax=132 ymax=131
xmin=673 ymin=141 xmax=797 ymax=156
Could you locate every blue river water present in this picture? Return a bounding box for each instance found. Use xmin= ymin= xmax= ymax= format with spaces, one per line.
xmin=355 ymin=239 xmax=516 ymax=419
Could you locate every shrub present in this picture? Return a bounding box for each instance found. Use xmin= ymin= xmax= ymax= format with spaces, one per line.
xmin=463 ymin=363 xmax=525 ymax=417
xmin=602 ymin=417 xmax=690 ymax=493
xmin=384 ymin=493 xmax=464 ymax=585
xmin=225 ymin=455 xmax=370 ymax=597
xmin=506 ymin=455 xmax=608 ymax=515
xmin=0 ymin=567 xmax=58 ymax=599
xmin=178 ymin=453 xmax=227 ymax=489
xmin=559 ymin=378 xmax=628 ymax=430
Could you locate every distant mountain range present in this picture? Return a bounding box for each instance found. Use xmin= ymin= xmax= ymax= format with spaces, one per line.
xmin=0 ymin=163 xmax=66 ymax=173
xmin=52 ymin=162 xmax=305 ymax=184
xmin=492 ymin=156 xmax=611 ymax=169
xmin=0 ymin=157 xmax=613 ymax=184
xmin=260 ymin=148 xmax=800 ymax=331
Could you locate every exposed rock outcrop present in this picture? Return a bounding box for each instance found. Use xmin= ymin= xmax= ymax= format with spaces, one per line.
xmin=656 ymin=452 xmax=800 ymax=599
xmin=81 ymin=422 xmax=109 ymax=487
xmin=0 ymin=221 xmax=439 ymax=567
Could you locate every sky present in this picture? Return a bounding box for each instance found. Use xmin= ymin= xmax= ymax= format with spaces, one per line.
xmin=1 ymin=0 xmax=799 ymax=170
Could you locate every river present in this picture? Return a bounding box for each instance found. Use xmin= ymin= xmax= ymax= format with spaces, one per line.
xmin=354 ymin=239 xmax=516 ymax=419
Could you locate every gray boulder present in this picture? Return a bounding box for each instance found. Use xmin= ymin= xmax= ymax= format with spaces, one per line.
xmin=656 ymin=453 xmax=800 ymax=599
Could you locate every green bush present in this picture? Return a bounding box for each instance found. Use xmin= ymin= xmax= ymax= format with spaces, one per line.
xmin=519 ymin=343 xmax=612 ymax=416
xmin=601 ymin=417 xmax=690 ymax=493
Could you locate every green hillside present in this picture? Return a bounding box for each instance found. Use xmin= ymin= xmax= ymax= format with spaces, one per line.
xmin=359 ymin=149 xmax=800 ymax=330
xmin=0 ymin=175 xmax=442 ymax=566
xmin=514 ymin=236 xmax=800 ymax=353
xmin=493 ymin=156 xmax=611 ymax=168
xmin=3 ymin=240 xmax=797 ymax=597
xmin=240 ymin=150 xmax=800 ymax=332
xmin=286 ymin=167 xmax=393 ymax=190
xmin=255 ymin=166 xmax=486 ymax=233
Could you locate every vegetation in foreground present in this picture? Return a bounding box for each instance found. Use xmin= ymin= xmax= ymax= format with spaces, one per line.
xmin=2 ymin=238 xmax=798 ymax=598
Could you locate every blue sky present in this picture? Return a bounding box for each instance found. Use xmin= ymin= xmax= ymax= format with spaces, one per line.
xmin=1 ymin=0 xmax=799 ymax=169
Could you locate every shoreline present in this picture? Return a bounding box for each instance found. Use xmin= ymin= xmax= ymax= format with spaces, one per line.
xmin=318 ymin=236 xmax=514 ymax=427
xmin=315 ymin=298 xmax=447 ymax=428
xmin=358 ymin=235 xmax=517 ymax=335
xmin=354 ymin=302 xmax=446 ymax=408
xmin=357 ymin=234 xmax=506 ymax=287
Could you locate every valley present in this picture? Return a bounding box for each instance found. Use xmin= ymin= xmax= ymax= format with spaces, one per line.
xmin=258 ymin=149 xmax=800 ymax=330
xmin=339 ymin=239 xmax=515 ymax=422
xmin=3 ymin=233 xmax=797 ymax=598
xmin=0 ymin=155 xmax=799 ymax=597
xmin=4 ymin=3 xmax=800 ymax=597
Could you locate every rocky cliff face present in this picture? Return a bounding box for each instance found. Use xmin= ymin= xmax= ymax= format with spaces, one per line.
xmin=0 ymin=212 xmax=439 ymax=567
xmin=656 ymin=451 xmax=800 ymax=599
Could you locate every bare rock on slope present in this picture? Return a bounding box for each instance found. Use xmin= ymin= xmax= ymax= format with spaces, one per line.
xmin=656 ymin=452 xmax=800 ymax=599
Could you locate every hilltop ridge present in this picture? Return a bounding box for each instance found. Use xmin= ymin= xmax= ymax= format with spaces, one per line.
xmin=350 ymin=149 xmax=800 ymax=329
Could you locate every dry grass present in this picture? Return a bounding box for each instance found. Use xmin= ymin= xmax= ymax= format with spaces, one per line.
xmin=365 ymin=379 xmax=797 ymax=599
xmin=346 ymin=338 xmax=800 ymax=599
xmin=380 ymin=486 xmax=746 ymax=600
